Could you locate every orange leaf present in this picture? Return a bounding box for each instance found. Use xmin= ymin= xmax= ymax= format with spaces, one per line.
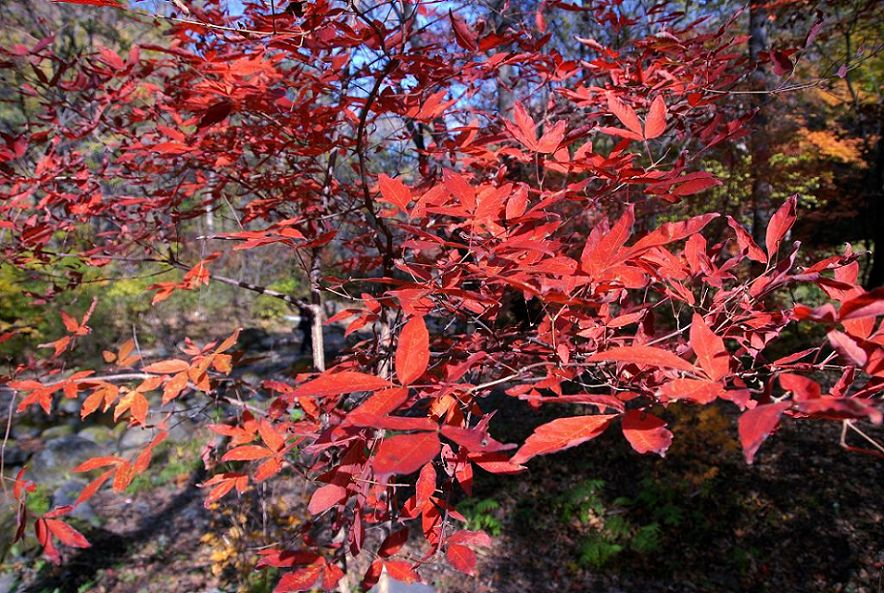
xmin=143 ymin=359 xmax=190 ymax=374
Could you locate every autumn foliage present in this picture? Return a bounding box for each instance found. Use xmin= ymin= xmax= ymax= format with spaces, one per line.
xmin=1 ymin=0 xmax=882 ymax=590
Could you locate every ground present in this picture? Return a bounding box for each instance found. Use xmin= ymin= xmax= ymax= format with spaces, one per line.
xmin=6 ymin=398 xmax=882 ymax=593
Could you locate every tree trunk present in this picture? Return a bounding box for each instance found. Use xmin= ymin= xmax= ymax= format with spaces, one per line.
xmin=865 ymin=131 xmax=884 ymax=287
xmin=748 ymin=0 xmax=772 ymax=246
xmin=491 ymin=0 xmax=515 ymax=119
xmin=309 ymin=249 xmax=326 ymax=372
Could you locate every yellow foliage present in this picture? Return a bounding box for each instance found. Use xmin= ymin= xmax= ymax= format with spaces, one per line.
xmin=799 ymin=129 xmax=865 ymax=165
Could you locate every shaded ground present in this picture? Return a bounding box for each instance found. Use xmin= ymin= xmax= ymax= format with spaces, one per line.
xmin=5 ymin=398 xmax=882 ymax=593
xmin=439 ymin=401 xmax=884 ymax=593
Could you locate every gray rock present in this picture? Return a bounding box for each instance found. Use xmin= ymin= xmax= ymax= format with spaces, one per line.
xmin=59 ymin=397 xmax=81 ymax=415
xmin=369 ymin=570 xmax=435 ymax=593
xmin=0 ymin=442 xmax=29 ymax=467
xmin=11 ymin=423 xmax=40 ymax=440
xmin=30 ymin=435 xmax=100 ymax=484
xmin=0 ymin=570 xmax=19 ymax=593
xmin=0 ymin=508 xmax=19 ymax=568
xmin=167 ymin=417 xmax=196 ymax=444
xmin=118 ymin=426 xmax=155 ymax=450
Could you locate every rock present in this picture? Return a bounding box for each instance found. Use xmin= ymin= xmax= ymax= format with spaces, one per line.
xmin=59 ymin=397 xmax=81 ymax=415
xmin=11 ymin=423 xmax=40 ymax=440
xmin=369 ymin=570 xmax=435 ymax=593
xmin=0 ymin=507 xmax=18 ymax=565
xmin=0 ymin=441 xmax=29 ymax=467
xmin=40 ymin=424 xmax=74 ymax=440
xmin=77 ymin=425 xmax=114 ymax=444
xmin=167 ymin=417 xmax=196 ymax=444
xmin=30 ymin=435 xmax=100 ymax=484
xmin=119 ymin=426 xmax=155 ymax=450
xmin=52 ymin=479 xmax=98 ymax=524
xmin=0 ymin=567 xmax=19 ymax=593
xmin=238 ymin=327 xmax=272 ymax=351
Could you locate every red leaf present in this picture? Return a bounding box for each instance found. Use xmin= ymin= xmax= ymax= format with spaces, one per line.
xmin=449 ymin=11 xmax=478 ymax=51
xmin=345 ymin=387 xmax=408 ymax=422
xmin=35 ymin=520 xmax=60 ymax=564
xmin=197 ymin=99 xmax=233 ymax=129
xmin=597 ymin=126 xmax=643 ymax=142
xmin=383 ymin=560 xmax=421 ymax=582
xmin=628 ymin=213 xmax=719 ymax=254
xmin=45 ymin=519 xmax=90 ymax=548
xmin=670 ymin=175 xmax=721 ymax=196
xmin=258 ymin=420 xmax=286 ymax=452
xmin=587 ymin=345 xmax=696 ymax=372
xmin=690 ymin=314 xmax=729 ymax=381
xmin=505 ymin=102 xmax=542 ymax=152
xmin=727 ymin=216 xmax=767 ymax=263
xmin=658 ymin=378 xmax=722 ymax=404
xmin=469 ymin=451 xmax=526 ymax=475
xmin=395 ymin=316 xmax=430 ymax=385
xmin=511 ymin=415 xmax=616 ymax=464
xmin=76 ymin=469 xmax=114 ymax=505
xmin=275 ymin=559 xmax=325 ymax=592
xmin=779 ymin=374 xmax=821 ymax=401
xmin=378 ymin=528 xmax=409 ymax=558
xmin=644 ymin=96 xmax=667 ymax=139
xmin=607 ymin=93 xmax=643 ymax=137
xmin=739 ymin=402 xmax=790 ymax=464
xmin=307 ymin=484 xmax=347 ymax=515
xmin=827 ymin=330 xmax=868 ymax=367
xmin=255 ymin=457 xmax=283 ymax=482
xmin=621 ymin=410 xmax=672 ymax=456
xmin=839 ymin=288 xmax=884 ymax=320
xmin=448 ymin=529 xmax=493 ymax=547
xmin=581 ymin=205 xmax=634 ymax=277
xmin=446 ymin=543 xmax=477 ymax=575
xmin=415 ymin=463 xmax=436 ymax=509
xmin=222 ymin=445 xmax=274 ymax=462
xmin=60 ymin=311 xmax=80 ymax=333
xmin=765 ymin=195 xmax=797 ymax=258
xmin=378 ymin=174 xmax=412 ymax=212
xmin=535 ymin=120 xmax=567 ymax=154
xmin=374 ymin=432 xmax=440 ymax=476
xmin=291 ymin=371 xmax=390 ymax=398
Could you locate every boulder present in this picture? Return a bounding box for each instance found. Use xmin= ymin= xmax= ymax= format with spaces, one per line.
xmin=30 ymin=435 xmax=100 ymax=484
